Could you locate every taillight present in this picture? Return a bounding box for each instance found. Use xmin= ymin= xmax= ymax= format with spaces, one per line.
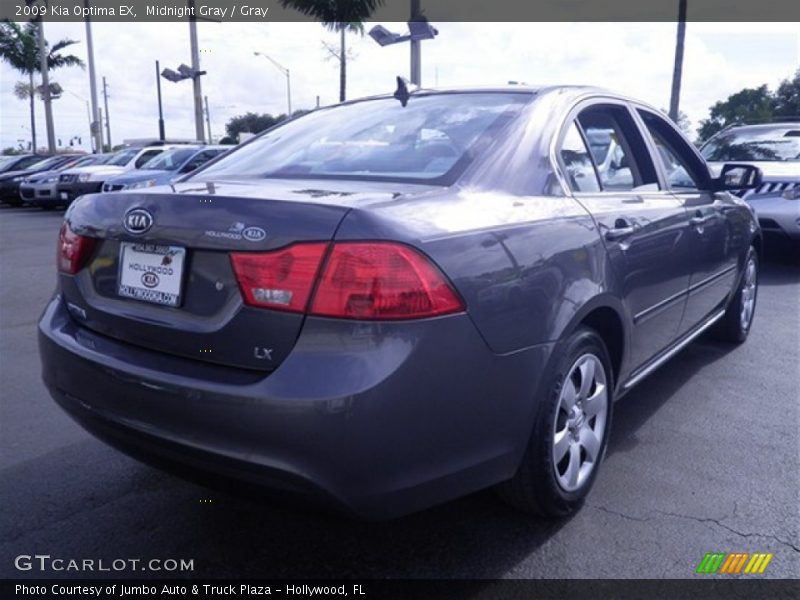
xmin=57 ymin=222 xmax=96 ymax=274
xmin=231 ymin=242 xmax=464 ymax=320
xmin=312 ymin=242 xmax=464 ymax=320
xmin=230 ymin=243 xmax=328 ymax=313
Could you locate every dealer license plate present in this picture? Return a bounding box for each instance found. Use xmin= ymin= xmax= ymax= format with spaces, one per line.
xmin=117 ymin=243 xmax=186 ymax=307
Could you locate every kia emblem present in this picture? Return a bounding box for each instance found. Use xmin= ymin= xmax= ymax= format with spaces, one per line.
xmin=123 ymin=208 xmax=153 ymax=235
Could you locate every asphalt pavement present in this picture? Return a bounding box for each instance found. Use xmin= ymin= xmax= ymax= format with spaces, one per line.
xmin=1 ymin=204 xmax=798 ymax=579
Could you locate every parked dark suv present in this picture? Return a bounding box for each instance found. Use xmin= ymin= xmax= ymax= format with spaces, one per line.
xmin=39 ymin=86 xmax=762 ymax=519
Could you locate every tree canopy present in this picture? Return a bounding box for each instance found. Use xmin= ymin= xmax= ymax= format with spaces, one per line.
xmin=0 ymin=21 xmax=84 ymax=74
xmin=225 ymin=112 xmax=288 ymax=140
xmin=224 ymin=110 xmax=313 ymax=142
xmin=697 ymin=69 xmax=800 ymax=141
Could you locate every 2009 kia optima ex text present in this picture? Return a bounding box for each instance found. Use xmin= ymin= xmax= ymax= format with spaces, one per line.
xmin=39 ymin=85 xmax=762 ymax=519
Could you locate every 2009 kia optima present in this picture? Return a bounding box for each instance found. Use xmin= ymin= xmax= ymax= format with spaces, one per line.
xmin=39 ymin=86 xmax=762 ymax=519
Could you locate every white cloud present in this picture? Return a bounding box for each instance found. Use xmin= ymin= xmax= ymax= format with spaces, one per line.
xmin=1 ymin=22 xmax=797 ymax=152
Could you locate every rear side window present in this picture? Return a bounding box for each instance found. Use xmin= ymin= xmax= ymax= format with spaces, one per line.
xmin=559 ymin=122 xmax=601 ymax=192
xmin=14 ymin=156 xmax=44 ymax=170
xmin=577 ymin=105 xmax=660 ymax=192
xmin=638 ymin=110 xmax=708 ymax=191
xmin=135 ymin=149 xmax=162 ymax=168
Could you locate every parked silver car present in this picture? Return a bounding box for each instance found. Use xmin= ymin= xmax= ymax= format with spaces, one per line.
xmin=702 ymin=123 xmax=800 ymax=242
xmin=20 ymin=154 xmax=111 ymax=209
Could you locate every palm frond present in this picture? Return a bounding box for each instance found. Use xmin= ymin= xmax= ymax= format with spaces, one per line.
xmin=278 ymin=0 xmax=383 ymax=30
xmin=49 ymin=37 xmax=80 ymax=54
xmin=13 ymin=80 xmax=35 ymax=100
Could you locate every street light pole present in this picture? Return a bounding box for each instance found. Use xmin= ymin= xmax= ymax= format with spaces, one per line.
xmin=102 ymin=76 xmax=111 ymax=149
xmin=410 ymin=0 xmax=421 ymax=86
xmin=155 ymin=60 xmax=165 ymax=141
xmin=368 ymin=9 xmax=437 ymax=87
xmin=204 ymin=95 xmax=212 ymax=142
xmin=84 ymin=1 xmax=104 ymax=154
xmin=188 ymin=0 xmax=206 ymax=142
xmin=669 ymin=0 xmax=688 ymax=123
xmin=254 ymin=52 xmax=292 ymax=116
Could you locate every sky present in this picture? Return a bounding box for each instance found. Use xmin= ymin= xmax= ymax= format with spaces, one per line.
xmin=1 ymin=21 xmax=798 ymax=153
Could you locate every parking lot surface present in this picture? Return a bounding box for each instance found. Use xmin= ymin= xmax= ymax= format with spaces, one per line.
xmin=1 ymin=205 xmax=798 ymax=579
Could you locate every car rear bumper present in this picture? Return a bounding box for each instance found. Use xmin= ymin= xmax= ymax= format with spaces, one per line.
xmin=39 ymin=295 xmax=552 ymax=519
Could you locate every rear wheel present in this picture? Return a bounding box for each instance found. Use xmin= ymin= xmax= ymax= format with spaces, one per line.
xmin=497 ymin=327 xmax=613 ymax=517
xmin=712 ymin=245 xmax=758 ymax=343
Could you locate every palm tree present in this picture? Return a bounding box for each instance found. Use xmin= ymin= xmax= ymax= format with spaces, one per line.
xmin=0 ymin=21 xmax=84 ymax=152
xmin=279 ymin=0 xmax=384 ymax=102
xmin=321 ymin=22 xmax=362 ymax=102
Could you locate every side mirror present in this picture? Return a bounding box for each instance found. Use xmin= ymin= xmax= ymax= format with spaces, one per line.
xmin=714 ymin=163 xmax=763 ymax=191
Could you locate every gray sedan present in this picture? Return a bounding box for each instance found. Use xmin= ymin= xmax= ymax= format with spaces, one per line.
xmin=39 ymin=86 xmax=761 ymax=519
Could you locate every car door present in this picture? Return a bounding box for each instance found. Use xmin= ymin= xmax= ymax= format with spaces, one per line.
xmin=558 ymin=101 xmax=694 ymax=373
xmin=636 ymin=109 xmax=739 ymax=334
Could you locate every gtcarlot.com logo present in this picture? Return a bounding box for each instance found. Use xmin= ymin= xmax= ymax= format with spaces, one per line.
xmin=696 ymin=552 xmax=773 ymax=574
xmin=14 ymin=554 xmax=194 ymax=573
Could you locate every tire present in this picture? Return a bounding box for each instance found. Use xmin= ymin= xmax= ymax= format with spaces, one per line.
xmin=497 ymin=326 xmax=614 ymax=517
xmin=712 ymin=245 xmax=758 ymax=344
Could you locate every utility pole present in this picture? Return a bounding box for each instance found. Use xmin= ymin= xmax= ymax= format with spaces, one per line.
xmin=155 ymin=60 xmax=165 ymax=141
xmin=204 ymin=95 xmax=212 ymax=143
xmin=188 ymin=0 xmax=206 ymax=142
xmin=102 ymin=76 xmax=111 ymax=150
xmin=36 ymin=19 xmax=56 ymax=152
xmin=669 ymin=0 xmax=688 ymax=123
xmin=84 ymin=1 xmax=103 ymax=153
xmin=84 ymin=101 xmax=92 ymax=151
xmin=410 ymin=0 xmax=421 ymax=86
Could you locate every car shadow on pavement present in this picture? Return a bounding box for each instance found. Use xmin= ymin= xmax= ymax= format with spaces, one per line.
xmin=0 ymin=340 xmax=749 ymax=581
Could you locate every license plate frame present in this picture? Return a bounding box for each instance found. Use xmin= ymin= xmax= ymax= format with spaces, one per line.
xmin=117 ymin=242 xmax=186 ymax=307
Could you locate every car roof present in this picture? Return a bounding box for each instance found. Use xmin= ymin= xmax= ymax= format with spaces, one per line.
xmin=719 ymin=123 xmax=800 ymax=135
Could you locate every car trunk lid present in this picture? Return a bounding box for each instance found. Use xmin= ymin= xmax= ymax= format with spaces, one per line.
xmin=60 ymin=187 xmax=355 ymax=371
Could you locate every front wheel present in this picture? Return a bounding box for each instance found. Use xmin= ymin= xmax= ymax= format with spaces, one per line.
xmin=497 ymin=327 xmax=613 ymax=517
xmin=712 ymin=246 xmax=758 ymax=343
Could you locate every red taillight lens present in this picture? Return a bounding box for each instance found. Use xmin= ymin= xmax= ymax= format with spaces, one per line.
xmin=230 ymin=243 xmax=328 ymax=313
xmin=310 ymin=242 xmax=464 ymax=320
xmin=57 ymin=222 xmax=96 ymax=274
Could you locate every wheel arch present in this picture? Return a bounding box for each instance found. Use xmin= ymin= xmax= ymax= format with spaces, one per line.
xmin=560 ymin=295 xmax=629 ymax=390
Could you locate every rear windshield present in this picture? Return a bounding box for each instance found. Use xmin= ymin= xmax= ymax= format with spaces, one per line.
xmin=192 ymin=93 xmax=531 ymax=184
xmin=701 ymin=127 xmax=800 ymax=162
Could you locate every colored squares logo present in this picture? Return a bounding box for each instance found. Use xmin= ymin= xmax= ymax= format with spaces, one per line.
xmin=696 ymin=552 xmax=773 ymax=574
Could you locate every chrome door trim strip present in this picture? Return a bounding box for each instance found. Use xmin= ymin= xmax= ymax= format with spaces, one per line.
xmin=633 ymin=287 xmax=688 ymax=324
xmin=622 ymin=308 xmax=726 ymax=392
xmin=688 ymin=264 xmax=737 ymax=295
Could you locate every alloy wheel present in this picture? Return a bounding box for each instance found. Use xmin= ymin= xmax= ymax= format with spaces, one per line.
xmin=740 ymin=257 xmax=757 ymax=332
xmin=552 ymin=353 xmax=608 ymax=492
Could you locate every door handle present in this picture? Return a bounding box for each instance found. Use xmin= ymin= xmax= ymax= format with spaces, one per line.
xmin=605 ymin=219 xmax=635 ymax=241
xmin=690 ymin=214 xmax=713 ymax=227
